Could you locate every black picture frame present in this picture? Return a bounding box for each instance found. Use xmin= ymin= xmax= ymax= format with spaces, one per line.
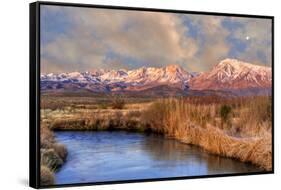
xmin=29 ymin=1 xmax=274 ymax=189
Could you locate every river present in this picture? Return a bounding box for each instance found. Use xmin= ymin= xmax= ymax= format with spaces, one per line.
xmin=55 ymin=131 xmax=262 ymax=185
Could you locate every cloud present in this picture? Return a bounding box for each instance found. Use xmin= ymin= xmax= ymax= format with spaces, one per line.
xmin=41 ymin=5 xmax=199 ymax=73
xmin=181 ymin=15 xmax=230 ymax=71
xmin=41 ymin=5 xmax=272 ymax=73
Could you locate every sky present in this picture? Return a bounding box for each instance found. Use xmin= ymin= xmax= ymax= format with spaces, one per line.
xmin=40 ymin=5 xmax=272 ymax=73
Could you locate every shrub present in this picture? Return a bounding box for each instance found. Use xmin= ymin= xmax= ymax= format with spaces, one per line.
xmin=98 ymin=103 xmax=108 ymax=109
xmin=141 ymin=100 xmax=167 ymax=134
xmin=53 ymin=143 xmax=68 ymax=161
xmin=41 ymin=149 xmax=63 ymax=170
xmin=111 ymin=96 xmax=125 ymax=109
xmin=40 ymin=165 xmax=55 ymax=185
xmin=220 ymin=105 xmax=232 ymax=123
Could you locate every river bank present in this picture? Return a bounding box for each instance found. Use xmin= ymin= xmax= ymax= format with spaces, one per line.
xmin=48 ymin=116 xmax=271 ymax=171
xmin=40 ymin=95 xmax=272 ymax=185
xmin=40 ymin=125 xmax=68 ymax=185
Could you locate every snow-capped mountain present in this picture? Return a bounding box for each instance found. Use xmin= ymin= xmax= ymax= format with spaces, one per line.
xmin=189 ymin=59 xmax=272 ymax=90
xmin=41 ymin=59 xmax=272 ymax=95
xmin=41 ymin=64 xmax=193 ymax=93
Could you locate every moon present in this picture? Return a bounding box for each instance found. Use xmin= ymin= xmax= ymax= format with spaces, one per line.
xmin=246 ymin=36 xmax=250 ymax=40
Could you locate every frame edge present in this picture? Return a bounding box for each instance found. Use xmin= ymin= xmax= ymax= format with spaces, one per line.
xmin=31 ymin=1 xmax=274 ymax=188
xmin=29 ymin=1 xmax=40 ymax=189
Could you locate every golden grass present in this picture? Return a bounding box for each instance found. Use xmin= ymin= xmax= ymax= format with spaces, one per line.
xmin=40 ymin=95 xmax=272 ymax=171
xmin=52 ymin=143 xmax=68 ymax=162
xmin=40 ymin=165 xmax=55 ymax=186
xmin=176 ymin=124 xmax=271 ymax=170
xmin=41 ymin=148 xmax=64 ymax=170
xmin=141 ymin=97 xmax=272 ymax=170
xmin=40 ymin=125 xmax=68 ymax=185
xmin=48 ymin=111 xmax=146 ymax=132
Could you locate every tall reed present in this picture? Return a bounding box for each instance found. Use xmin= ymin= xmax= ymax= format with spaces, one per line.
xmin=141 ymin=96 xmax=272 ymax=170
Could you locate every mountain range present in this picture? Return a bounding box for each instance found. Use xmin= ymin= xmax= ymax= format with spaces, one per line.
xmin=41 ymin=59 xmax=272 ymax=96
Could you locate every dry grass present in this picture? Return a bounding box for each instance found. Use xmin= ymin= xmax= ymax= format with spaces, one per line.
xmin=176 ymin=124 xmax=271 ymax=170
xmin=40 ymin=165 xmax=55 ymax=186
xmin=41 ymin=95 xmax=152 ymax=110
xmin=40 ymin=124 xmax=55 ymax=149
xmin=141 ymin=97 xmax=272 ymax=170
xmin=41 ymin=99 xmax=151 ymax=132
xmin=41 ymin=148 xmax=64 ymax=170
xmin=111 ymin=95 xmax=126 ymax=109
xmin=40 ymin=95 xmax=272 ymax=172
xmin=40 ymin=125 xmax=68 ymax=185
xmin=48 ymin=111 xmax=147 ymax=132
xmin=52 ymin=143 xmax=68 ymax=162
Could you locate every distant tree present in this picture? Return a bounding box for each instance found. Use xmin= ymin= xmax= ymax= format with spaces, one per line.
xmin=220 ymin=105 xmax=232 ymax=125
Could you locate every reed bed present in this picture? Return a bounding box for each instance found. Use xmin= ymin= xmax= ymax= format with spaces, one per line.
xmin=141 ymin=97 xmax=272 ymax=170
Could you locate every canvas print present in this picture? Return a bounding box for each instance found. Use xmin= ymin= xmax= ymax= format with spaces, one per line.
xmin=39 ymin=4 xmax=273 ymax=186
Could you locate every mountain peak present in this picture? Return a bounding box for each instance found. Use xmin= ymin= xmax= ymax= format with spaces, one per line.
xmin=216 ymin=58 xmax=269 ymax=70
xmin=219 ymin=58 xmax=239 ymax=64
xmin=166 ymin=64 xmax=182 ymax=69
xmin=189 ymin=59 xmax=272 ymax=90
xmin=68 ymin=71 xmax=81 ymax=77
xmin=165 ymin=64 xmax=184 ymax=73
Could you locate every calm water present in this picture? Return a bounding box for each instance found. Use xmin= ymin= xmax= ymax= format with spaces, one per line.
xmin=55 ymin=131 xmax=262 ymax=185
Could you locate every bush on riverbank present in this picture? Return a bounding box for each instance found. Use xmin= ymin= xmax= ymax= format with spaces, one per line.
xmin=40 ymin=165 xmax=55 ymax=186
xmin=40 ymin=125 xmax=68 ymax=186
xmin=53 ymin=143 xmax=68 ymax=162
xmin=41 ymin=149 xmax=64 ymax=170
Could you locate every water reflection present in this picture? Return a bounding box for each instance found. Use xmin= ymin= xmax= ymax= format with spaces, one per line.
xmin=55 ymin=131 xmax=262 ymax=185
xmin=141 ymin=134 xmax=262 ymax=174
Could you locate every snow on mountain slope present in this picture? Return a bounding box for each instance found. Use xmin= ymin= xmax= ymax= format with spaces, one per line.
xmin=127 ymin=65 xmax=191 ymax=83
xmin=189 ymin=59 xmax=272 ymax=90
xmin=41 ymin=65 xmax=193 ymax=92
xmin=41 ymin=59 xmax=272 ymax=94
